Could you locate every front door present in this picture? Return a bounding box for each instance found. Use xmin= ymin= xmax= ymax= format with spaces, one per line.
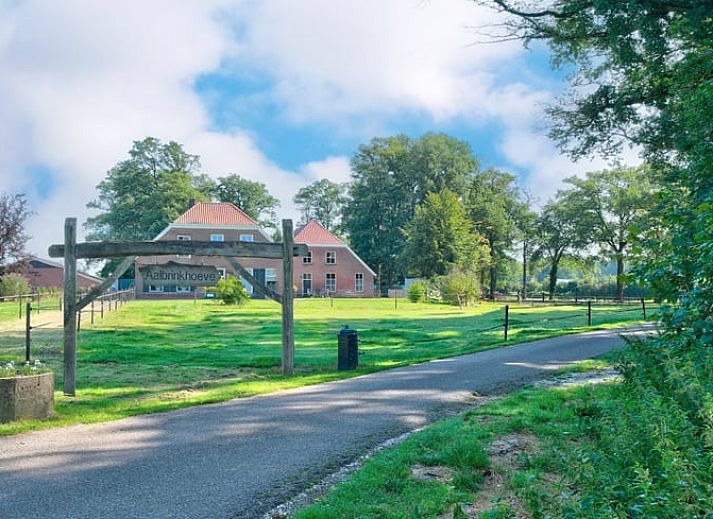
xmin=302 ymin=273 xmax=312 ymax=296
xmin=252 ymin=268 xmax=266 ymax=299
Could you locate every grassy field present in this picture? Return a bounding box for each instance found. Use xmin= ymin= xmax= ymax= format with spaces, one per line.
xmin=0 ymin=298 xmax=654 ymax=435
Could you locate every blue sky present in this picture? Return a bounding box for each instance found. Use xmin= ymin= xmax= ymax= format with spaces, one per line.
xmin=0 ymin=0 xmax=635 ymax=255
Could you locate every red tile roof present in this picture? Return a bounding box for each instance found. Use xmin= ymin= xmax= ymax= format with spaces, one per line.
xmin=174 ymin=202 xmax=258 ymax=226
xmin=293 ymin=220 xmax=344 ymax=245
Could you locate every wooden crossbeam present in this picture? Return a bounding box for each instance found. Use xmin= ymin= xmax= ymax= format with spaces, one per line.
xmin=49 ymin=240 xmax=308 ymax=260
xmin=225 ymin=257 xmax=282 ymax=304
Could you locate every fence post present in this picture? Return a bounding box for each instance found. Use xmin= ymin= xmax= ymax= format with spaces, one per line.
xmin=394 ymin=289 xmax=398 ymax=310
xmin=587 ymin=300 xmax=592 ymax=326
xmin=37 ymin=292 xmax=41 ymax=314
xmin=25 ymin=302 xmax=32 ymax=362
xmin=91 ymin=300 xmax=95 ymax=325
xmin=77 ymin=308 xmax=82 ymax=332
xmin=504 ymin=304 xmax=510 ymax=342
xmin=641 ymin=297 xmax=647 ymax=319
xmin=19 ymin=296 xmax=22 ymax=320
xmin=101 ymin=298 xmax=104 ymax=319
xmin=541 ymin=292 xmax=545 ymax=302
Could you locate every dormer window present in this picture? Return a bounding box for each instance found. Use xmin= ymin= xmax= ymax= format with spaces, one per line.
xmin=326 ymin=251 xmax=336 ymax=264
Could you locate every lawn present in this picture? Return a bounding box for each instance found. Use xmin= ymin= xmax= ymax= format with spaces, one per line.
xmin=0 ymin=298 xmax=654 ymax=435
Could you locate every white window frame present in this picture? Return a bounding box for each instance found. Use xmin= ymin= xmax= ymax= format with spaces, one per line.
xmin=240 ymin=268 xmax=254 ymax=294
xmin=148 ymin=285 xmax=164 ymax=293
xmin=266 ymin=268 xmax=277 ymax=282
xmin=210 ymin=234 xmax=224 ymax=242
xmin=217 ymin=268 xmax=226 ymax=279
xmin=303 ymin=251 xmax=312 ymax=264
xmin=177 ymin=234 xmax=191 ymax=258
xmin=302 ymin=272 xmax=312 ymax=296
xmin=325 ymin=251 xmax=336 ymax=265
xmin=176 ymin=286 xmax=191 ymax=293
xmin=325 ymin=273 xmax=336 ymax=293
xmin=355 ymin=273 xmax=364 ymax=293
xmin=239 ymin=233 xmax=254 ymax=242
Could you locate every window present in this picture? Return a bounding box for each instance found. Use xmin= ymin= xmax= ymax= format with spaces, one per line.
xmin=325 ymin=273 xmax=336 ymax=293
xmin=177 ymin=234 xmax=191 ymax=258
xmin=325 ymin=251 xmax=336 ymax=264
xmin=176 ymin=286 xmax=191 ymax=293
xmin=266 ymin=268 xmax=277 ymax=291
xmin=303 ymin=251 xmax=312 ymax=264
xmin=239 ymin=268 xmax=253 ymax=294
xmin=148 ymin=285 xmax=164 ymax=293
xmin=355 ymin=273 xmax=364 ymax=293
xmin=210 ymin=234 xmax=224 ymax=242
xmin=239 ymin=234 xmax=254 ymax=242
xmin=217 ymin=268 xmax=226 ymax=279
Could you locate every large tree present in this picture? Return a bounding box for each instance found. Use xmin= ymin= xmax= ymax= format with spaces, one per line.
xmin=401 ymin=189 xmax=488 ymax=279
xmin=533 ymin=198 xmax=585 ymax=299
xmin=343 ymin=133 xmax=479 ymax=290
xmin=293 ymin=179 xmax=345 ymax=233
xmin=0 ymin=193 xmax=32 ymax=275
xmin=467 ymin=169 xmax=521 ymax=299
xmin=214 ymin=174 xmax=280 ymax=230
xmin=560 ymin=166 xmax=654 ymax=301
xmin=86 ymin=137 xmax=211 ymax=242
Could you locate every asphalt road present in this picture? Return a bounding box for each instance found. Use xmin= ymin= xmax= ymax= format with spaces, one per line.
xmin=0 ymin=326 xmax=647 ymax=519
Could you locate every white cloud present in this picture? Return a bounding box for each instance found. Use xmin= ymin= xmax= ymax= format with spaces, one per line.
xmin=0 ymin=0 xmax=641 ymax=260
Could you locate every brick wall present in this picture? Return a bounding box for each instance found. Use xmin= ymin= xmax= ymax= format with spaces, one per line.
xmin=293 ymin=245 xmax=375 ymax=297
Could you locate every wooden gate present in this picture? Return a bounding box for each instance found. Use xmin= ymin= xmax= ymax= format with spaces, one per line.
xmin=49 ymin=218 xmax=306 ymax=396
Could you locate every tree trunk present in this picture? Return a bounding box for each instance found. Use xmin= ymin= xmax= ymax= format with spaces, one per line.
xmin=616 ymin=254 xmax=625 ymax=303
xmin=489 ymin=263 xmax=497 ymax=301
xmin=548 ymin=260 xmax=558 ymax=301
xmin=522 ymin=241 xmax=528 ymax=299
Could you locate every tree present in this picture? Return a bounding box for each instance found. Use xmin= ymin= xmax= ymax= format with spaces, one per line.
xmin=0 ymin=193 xmax=32 ymax=276
xmin=214 ymin=174 xmax=280 ymax=230
xmin=86 ymin=137 xmax=209 ymax=243
xmin=560 ymin=166 xmax=654 ymax=301
xmin=293 ymin=179 xmax=345 ymax=233
xmin=513 ymin=191 xmax=538 ymax=299
xmin=343 ymin=133 xmax=479 ymax=291
xmin=401 ymin=189 xmax=488 ymax=279
xmin=467 ymin=169 xmax=521 ymax=299
xmin=533 ymin=198 xmax=584 ymax=299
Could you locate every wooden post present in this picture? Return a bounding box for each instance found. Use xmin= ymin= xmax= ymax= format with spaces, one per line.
xmin=281 ymin=219 xmax=294 ymax=377
xmin=91 ymin=300 xmax=95 ymax=325
xmin=587 ymin=300 xmax=592 ymax=326
xmin=641 ymin=297 xmax=647 ymax=319
xmin=64 ymin=218 xmax=78 ymax=396
xmin=101 ymin=298 xmax=104 ymax=319
xmin=37 ymin=292 xmax=41 ymax=314
xmin=394 ymin=289 xmax=398 ymax=310
xmin=504 ymin=304 xmax=510 ymax=342
xmin=18 ymin=296 xmax=22 ymax=320
xmin=25 ymin=302 xmax=31 ymax=362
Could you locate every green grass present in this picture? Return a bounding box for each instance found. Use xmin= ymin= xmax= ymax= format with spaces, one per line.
xmin=0 ymin=298 xmax=654 ymax=435
xmin=297 ymin=351 xmax=713 ymax=518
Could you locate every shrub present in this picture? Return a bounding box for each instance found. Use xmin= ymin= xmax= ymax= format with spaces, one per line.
xmin=210 ymin=275 xmax=250 ymax=305
xmin=0 ymin=274 xmax=30 ymax=297
xmin=441 ymin=271 xmax=479 ymax=307
xmin=407 ymin=281 xmax=427 ymax=303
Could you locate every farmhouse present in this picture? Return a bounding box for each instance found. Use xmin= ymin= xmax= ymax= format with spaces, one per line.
xmin=293 ymin=220 xmax=376 ymax=297
xmin=135 ymin=202 xmax=281 ymax=299
xmin=21 ymin=256 xmax=103 ymax=291
xmin=134 ymin=203 xmax=376 ymax=299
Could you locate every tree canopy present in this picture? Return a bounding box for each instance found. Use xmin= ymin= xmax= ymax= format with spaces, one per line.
xmin=293 ymin=179 xmax=345 ymax=233
xmin=213 ymin=174 xmax=280 ymax=229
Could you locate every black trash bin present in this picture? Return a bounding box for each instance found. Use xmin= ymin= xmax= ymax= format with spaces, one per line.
xmin=338 ymin=326 xmax=358 ymax=370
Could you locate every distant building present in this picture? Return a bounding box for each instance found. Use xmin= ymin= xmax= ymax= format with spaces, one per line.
xmin=134 ymin=204 xmax=376 ymax=299
xmin=21 ymin=256 xmax=103 ymax=291
xmin=135 ymin=202 xmax=280 ymax=299
xmin=293 ymin=220 xmax=376 ymax=297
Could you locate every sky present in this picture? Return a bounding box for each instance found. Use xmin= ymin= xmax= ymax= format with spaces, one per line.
xmin=0 ymin=0 xmax=639 ymax=258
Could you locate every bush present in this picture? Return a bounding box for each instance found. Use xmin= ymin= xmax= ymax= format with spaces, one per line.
xmin=441 ymin=271 xmax=479 ymax=307
xmin=210 ymin=275 xmax=250 ymax=305
xmin=407 ymin=281 xmax=427 ymax=303
xmin=0 ymin=274 xmax=30 ymax=297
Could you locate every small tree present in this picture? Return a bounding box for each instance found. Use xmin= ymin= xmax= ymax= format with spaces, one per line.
xmin=441 ymin=270 xmax=480 ymax=307
xmin=0 ymin=273 xmax=30 ymax=296
xmin=211 ymin=275 xmax=250 ymax=305
xmin=0 ymin=192 xmax=32 ymax=275
xmin=407 ymin=281 xmax=427 ymax=303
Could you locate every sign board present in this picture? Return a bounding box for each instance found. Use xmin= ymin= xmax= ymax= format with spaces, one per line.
xmin=138 ymin=261 xmax=221 ymax=287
